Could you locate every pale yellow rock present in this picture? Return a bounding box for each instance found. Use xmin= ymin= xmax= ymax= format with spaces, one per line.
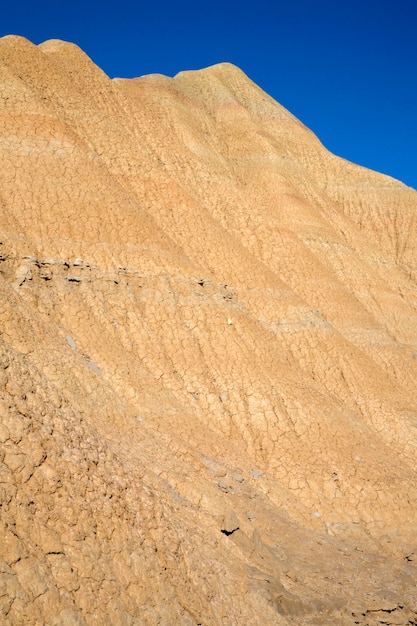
xmin=0 ymin=34 xmax=417 ymax=626
xmin=221 ymin=509 xmax=240 ymax=534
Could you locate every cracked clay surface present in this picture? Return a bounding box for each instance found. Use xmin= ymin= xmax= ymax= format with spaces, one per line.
xmin=1 ymin=35 xmax=417 ymax=625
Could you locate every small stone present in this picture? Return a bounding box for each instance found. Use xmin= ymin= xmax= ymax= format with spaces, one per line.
xmin=66 ymin=335 xmax=76 ymax=349
xmin=221 ymin=510 xmax=239 ymax=535
xmin=84 ymin=359 xmax=101 ymax=375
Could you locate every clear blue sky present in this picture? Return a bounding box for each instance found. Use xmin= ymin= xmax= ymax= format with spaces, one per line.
xmin=2 ymin=0 xmax=416 ymax=189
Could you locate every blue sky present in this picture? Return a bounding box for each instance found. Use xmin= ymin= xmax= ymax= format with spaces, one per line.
xmin=1 ymin=0 xmax=416 ymax=189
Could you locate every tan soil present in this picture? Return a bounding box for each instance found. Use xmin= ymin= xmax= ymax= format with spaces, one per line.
xmin=1 ymin=35 xmax=417 ymax=625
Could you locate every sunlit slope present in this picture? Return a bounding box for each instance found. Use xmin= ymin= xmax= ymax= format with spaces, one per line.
xmin=1 ymin=35 xmax=417 ymax=625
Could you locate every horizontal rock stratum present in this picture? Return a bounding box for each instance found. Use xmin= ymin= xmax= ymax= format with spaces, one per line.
xmin=1 ymin=35 xmax=417 ymax=625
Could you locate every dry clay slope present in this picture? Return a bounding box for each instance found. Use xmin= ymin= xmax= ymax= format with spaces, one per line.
xmin=1 ymin=35 xmax=417 ymax=625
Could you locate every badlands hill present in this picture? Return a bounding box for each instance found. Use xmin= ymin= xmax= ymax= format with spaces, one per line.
xmin=1 ymin=35 xmax=417 ymax=625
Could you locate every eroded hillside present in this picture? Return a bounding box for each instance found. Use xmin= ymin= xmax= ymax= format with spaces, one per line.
xmin=1 ymin=35 xmax=417 ymax=625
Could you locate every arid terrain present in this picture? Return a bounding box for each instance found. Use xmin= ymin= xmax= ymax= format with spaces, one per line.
xmin=1 ymin=35 xmax=417 ymax=625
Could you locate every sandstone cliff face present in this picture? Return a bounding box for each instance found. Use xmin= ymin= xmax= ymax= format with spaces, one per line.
xmin=1 ymin=35 xmax=417 ymax=625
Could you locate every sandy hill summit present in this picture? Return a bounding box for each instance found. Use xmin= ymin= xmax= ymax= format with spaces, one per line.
xmin=1 ymin=35 xmax=417 ymax=625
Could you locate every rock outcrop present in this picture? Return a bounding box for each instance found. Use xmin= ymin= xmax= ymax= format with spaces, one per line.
xmin=1 ymin=35 xmax=417 ymax=625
